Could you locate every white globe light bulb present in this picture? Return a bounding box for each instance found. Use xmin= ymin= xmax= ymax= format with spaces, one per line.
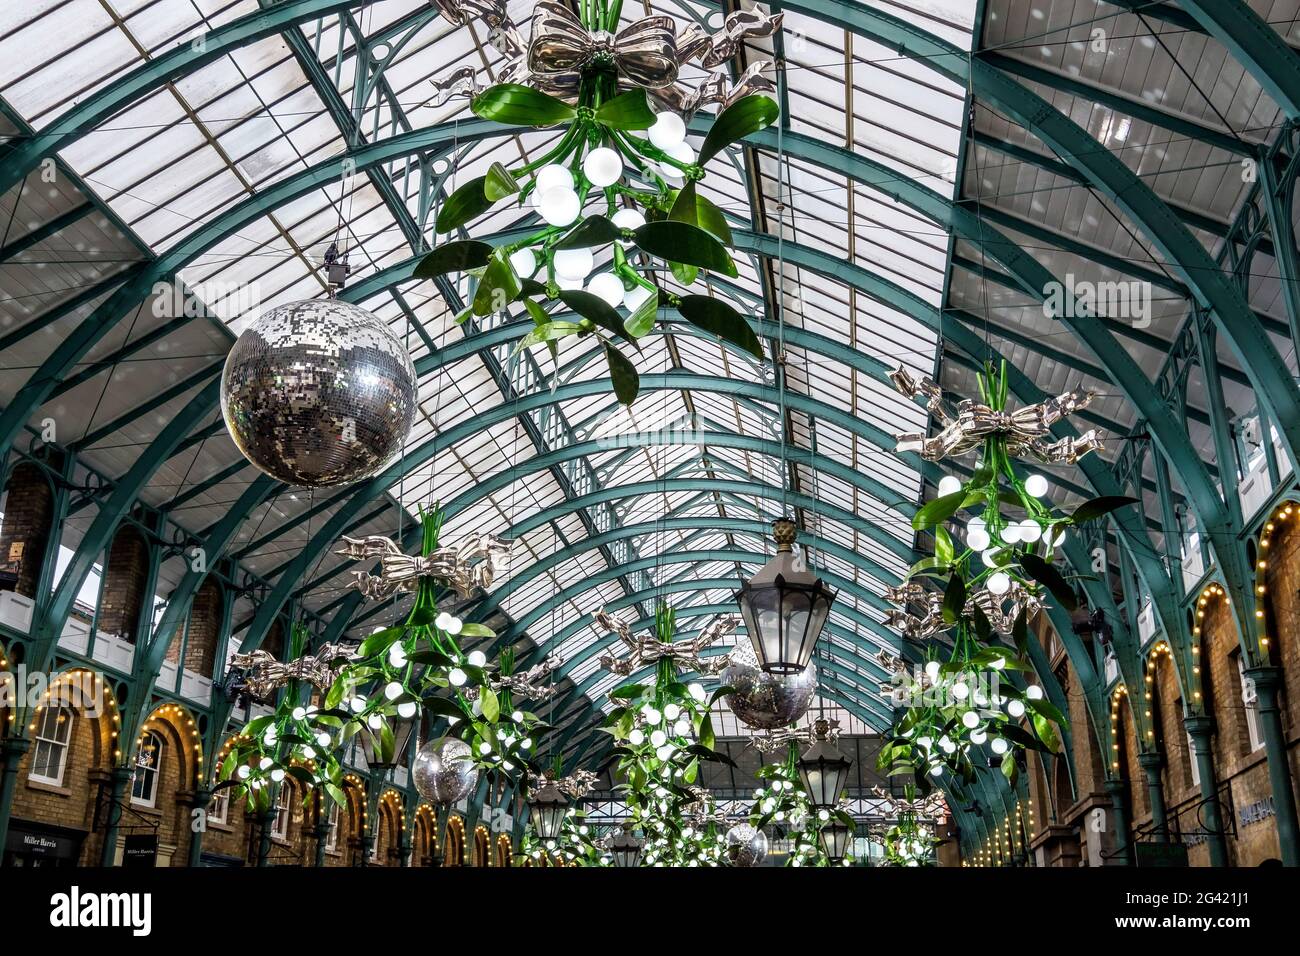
xmin=952 ymin=681 xmax=970 ymax=700
xmin=968 ymin=529 xmax=991 ymax=551
xmin=387 ymin=643 xmax=407 ymax=668
xmin=1018 ymin=518 xmax=1042 ymax=543
xmin=650 ymin=729 xmax=667 ymax=747
xmin=367 ymin=714 xmax=382 ymax=730
xmin=583 ymin=147 xmax=623 ymax=187
xmin=444 ymin=616 xmax=463 ymax=636
xmin=1026 ymin=685 xmax=1044 ymax=700
xmin=673 ymin=719 xmax=691 ymax=736
xmin=384 ymin=681 xmax=402 ymax=700
xmin=586 ymin=272 xmax=625 ymax=308
xmin=1007 ymin=699 xmax=1026 ymax=718
xmin=648 ymin=112 xmax=686 ymax=150
xmin=623 ymin=284 xmax=653 ymax=312
xmin=961 ymin=710 xmax=980 ymax=729
xmin=991 ymin=737 xmax=1009 ymax=755
xmin=688 ymin=683 xmax=706 ymax=703
xmin=611 ymin=207 xmax=645 ymax=234
xmin=981 ymin=548 xmax=1000 ymax=568
xmin=508 ymin=247 xmax=536 ymax=278
xmin=535 ymin=164 xmax=573 ymax=194
xmin=1001 ymin=523 xmax=1022 ymax=544
xmin=970 ymin=729 xmax=987 ymax=744
xmin=435 ymin=611 xmax=452 ymax=630
xmin=658 ymin=141 xmax=695 ymax=182
xmin=1050 ymin=527 xmax=1067 ymax=546
xmin=397 ymin=701 xmax=417 ymax=719
xmin=538 ymin=186 xmax=580 ymax=226
xmin=987 ymin=571 xmax=1011 ymax=595
xmin=1024 ymin=474 xmax=1049 ymax=498
xmin=292 ymin=706 xmax=307 ymax=721
xmin=917 ymin=735 xmax=933 ymax=750
xmin=930 ymin=765 xmax=944 ymax=777
xmin=557 ymin=274 xmax=584 ymax=290
xmin=937 ymin=475 xmax=962 ymax=497
xmin=270 ymin=768 xmax=285 ymax=783
xmin=448 ymin=667 xmax=467 ymax=687
xmin=553 ymin=247 xmax=593 ymax=280
xmin=641 ymin=705 xmax=661 ymax=724
xmin=656 ymin=745 xmax=674 ymax=761
xmin=664 ymin=704 xmax=681 ymax=721
xmin=467 ymin=650 xmax=487 ymax=667
xmin=925 ymin=661 xmax=941 ymax=680
xmin=237 ymin=765 xmax=251 ymax=780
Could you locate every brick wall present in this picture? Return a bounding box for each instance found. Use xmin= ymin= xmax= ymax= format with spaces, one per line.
xmin=97 ymin=524 xmax=149 ymax=643
xmin=167 ymin=577 xmax=221 ymax=674
xmin=8 ymin=678 xmax=114 ymax=865
xmin=0 ymin=463 xmax=54 ymax=598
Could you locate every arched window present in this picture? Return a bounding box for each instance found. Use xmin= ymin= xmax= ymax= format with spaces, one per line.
xmin=29 ymin=705 xmax=73 ymax=786
xmin=271 ymin=784 xmax=293 ymax=841
xmin=130 ymin=731 xmax=164 ymax=807
xmin=325 ymin=801 xmax=341 ymax=853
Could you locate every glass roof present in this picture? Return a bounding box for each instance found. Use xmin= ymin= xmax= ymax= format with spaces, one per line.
xmin=0 ymin=0 xmax=983 ymax=733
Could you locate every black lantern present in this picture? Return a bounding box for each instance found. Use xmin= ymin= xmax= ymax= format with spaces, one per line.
xmin=609 ymin=824 xmax=643 ymax=868
xmin=798 ymin=718 xmax=852 ymax=808
xmin=734 ymin=518 xmax=836 ymax=674
xmin=819 ymin=820 xmax=853 ymax=864
xmin=359 ymin=714 xmax=417 ymax=772
xmin=527 ymin=776 xmax=569 ymax=841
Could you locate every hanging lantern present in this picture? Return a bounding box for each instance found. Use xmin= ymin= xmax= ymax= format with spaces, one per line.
xmin=798 ymin=718 xmax=852 ymax=809
xmin=734 ymin=518 xmax=836 ymax=674
xmin=527 ymin=775 xmax=569 ymax=841
xmin=358 ymin=715 xmax=417 ymax=772
xmin=609 ymin=824 xmax=643 ymax=868
xmin=819 ymin=820 xmax=853 ymax=864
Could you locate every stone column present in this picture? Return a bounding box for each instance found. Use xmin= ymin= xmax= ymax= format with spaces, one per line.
xmin=1244 ymin=666 xmax=1299 ymax=866
xmin=1184 ymin=714 xmax=1230 ymax=867
xmin=0 ymin=736 xmax=31 ymax=863
xmin=97 ymin=765 xmax=133 ymax=866
xmin=1103 ymin=779 xmax=1134 ymax=865
xmin=1138 ymin=752 xmax=1170 ymax=842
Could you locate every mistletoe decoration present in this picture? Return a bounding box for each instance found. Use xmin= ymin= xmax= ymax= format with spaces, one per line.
xmin=748 ymin=742 xmax=851 ymax=867
xmin=599 ymin=604 xmax=737 ymax=866
xmin=875 ymin=786 xmax=939 ymax=867
xmin=214 ymin=507 xmax=550 ymax=810
xmin=416 ymin=1 xmax=783 ymax=404
xmin=877 ymin=362 xmax=1131 ymax=785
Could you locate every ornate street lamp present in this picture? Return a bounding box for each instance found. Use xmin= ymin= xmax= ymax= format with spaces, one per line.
xmin=359 ymin=714 xmax=417 ymax=772
xmin=734 ymin=518 xmax=836 ymax=674
xmin=798 ymin=718 xmax=852 ymax=809
xmin=819 ymin=820 xmax=853 ymax=864
xmin=608 ymin=824 xmax=643 ymax=868
xmin=527 ymin=774 xmax=569 ymax=841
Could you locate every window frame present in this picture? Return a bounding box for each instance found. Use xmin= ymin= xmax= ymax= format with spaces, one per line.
xmin=130 ymin=729 xmax=164 ymax=808
xmin=28 ymin=705 xmax=73 ymax=786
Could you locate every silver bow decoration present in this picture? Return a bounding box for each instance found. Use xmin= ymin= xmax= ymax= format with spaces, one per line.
xmin=228 ymin=643 xmax=356 ymax=701
xmin=870 ymin=785 xmax=949 ymax=820
xmin=890 ymin=365 xmax=1102 ymax=464
xmin=749 ymin=717 xmax=842 ymax=754
xmin=335 ymin=532 xmax=513 ymax=601
xmin=528 ymin=1 xmax=677 ymax=89
xmin=463 ymin=654 xmax=562 ymax=703
xmin=593 ymin=609 xmax=738 ymax=677
xmin=526 ymin=768 xmax=598 ymax=800
xmin=427 ymin=1 xmax=782 ymax=118
xmin=883 ymin=581 xmax=1040 ymax=641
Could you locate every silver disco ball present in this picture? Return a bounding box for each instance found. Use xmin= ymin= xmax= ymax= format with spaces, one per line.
xmin=412 ymin=736 xmax=478 ymax=805
xmin=723 ymin=643 xmax=817 ymax=730
xmin=221 ymin=299 xmax=417 ymax=487
xmin=726 ymin=823 xmax=768 ymax=867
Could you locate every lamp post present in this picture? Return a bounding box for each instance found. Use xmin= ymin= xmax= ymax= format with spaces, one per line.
xmin=734 ymin=519 xmax=836 ymax=674
xmin=798 ymin=718 xmax=852 ymax=809
xmin=527 ymin=774 xmax=569 ymax=841
xmin=819 ymin=820 xmax=853 ymax=864
xmin=357 ymin=715 xmax=417 ymax=772
xmin=609 ymin=823 xmax=643 ymax=868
